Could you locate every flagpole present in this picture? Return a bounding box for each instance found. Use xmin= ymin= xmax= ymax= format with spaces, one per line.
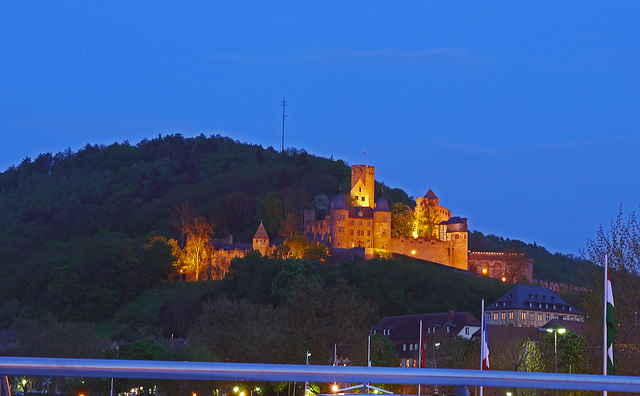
xmin=418 ymin=320 xmax=422 ymax=396
xmin=603 ymin=254 xmax=608 ymax=396
xmin=368 ymin=335 xmax=371 ymax=368
xmin=480 ymin=299 xmax=485 ymax=396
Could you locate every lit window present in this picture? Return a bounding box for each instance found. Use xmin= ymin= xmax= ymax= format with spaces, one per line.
xmin=537 ymin=313 xmax=543 ymax=322
xmin=530 ymin=313 xmax=535 ymax=321
xmin=509 ymin=311 xmax=514 ymax=320
xmin=521 ymin=312 xmax=526 ymax=320
xmin=493 ymin=312 xmax=498 ymax=321
xmin=501 ymin=312 xmax=506 ymax=320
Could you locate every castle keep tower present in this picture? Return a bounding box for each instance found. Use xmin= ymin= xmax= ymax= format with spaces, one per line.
xmin=350 ymin=165 xmax=375 ymax=208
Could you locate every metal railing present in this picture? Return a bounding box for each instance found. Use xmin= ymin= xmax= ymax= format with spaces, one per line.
xmin=1 ymin=357 xmax=639 ymax=393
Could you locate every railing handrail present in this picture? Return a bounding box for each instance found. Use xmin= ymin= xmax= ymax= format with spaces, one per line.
xmin=0 ymin=357 xmax=639 ymax=392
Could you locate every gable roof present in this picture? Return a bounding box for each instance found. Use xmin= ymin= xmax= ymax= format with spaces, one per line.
xmin=373 ymin=311 xmax=480 ymax=340
xmin=253 ymin=222 xmax=269 ymax=239
xmin=487 ymin=284 xmax=581 ymax=314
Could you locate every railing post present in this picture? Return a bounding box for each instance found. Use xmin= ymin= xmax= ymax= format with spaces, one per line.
xmin=0 ymin=375 xmax=11 ymax=396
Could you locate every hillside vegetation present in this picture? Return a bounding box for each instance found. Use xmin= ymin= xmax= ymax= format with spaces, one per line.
xmin=0 ymin=134 xmax=588 ymax=326
xmin=0 ymin=134 xmax=412 ymax=323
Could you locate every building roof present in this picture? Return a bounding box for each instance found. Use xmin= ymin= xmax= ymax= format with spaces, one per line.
xmin=253 ymin=222 xmax=269 ymax=239
xmin=373 ymin=311 xmax=480 ymax=340
xmin=424 ymin=189 xmax=438 ymax=199
xmin=374 ymin=195 xmax=390 ymax=212
xmin=540 ymin=318 xmax=584 ymax=334
xmin=440 ymin=216 xmax=468 ymax=225
xmin=487 ymin=284 xmax=582 ymax=315
xmin=348 ymin=206 xmax=373 ymax=218
xmin=331 ymin=193 xmax=347 ymax=210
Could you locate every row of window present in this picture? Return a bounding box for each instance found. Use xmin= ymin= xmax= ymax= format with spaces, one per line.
xmin=487 ymin=311 xmax=580 ymax=323
xmin=350 ymin=229 xmax=370 ymax=236
xmin=335 ymin=215 xmax=389 ymax=222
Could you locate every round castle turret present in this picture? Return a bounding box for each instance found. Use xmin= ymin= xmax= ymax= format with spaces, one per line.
xmin=372 ymin=195 xmax=391 ymax=249
xmin=330 ymin=193 xmax=349 ymax=249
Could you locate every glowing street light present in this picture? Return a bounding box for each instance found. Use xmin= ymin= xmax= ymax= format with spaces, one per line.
xmin=546 ymin=327 xmax=566 ymax=396
xmin=332 ymin=384 xmax=339 ymax=393
xmin=233 ymin=386 xmax=240 ymax=393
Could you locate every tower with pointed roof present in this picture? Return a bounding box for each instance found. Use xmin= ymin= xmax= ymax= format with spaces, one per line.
xmin=252 ymin=222 xmax=270 ymax=256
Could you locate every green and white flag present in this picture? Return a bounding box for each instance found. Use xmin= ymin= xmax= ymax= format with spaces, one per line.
xmin=606 ymin=269 xmax=617 ymax=375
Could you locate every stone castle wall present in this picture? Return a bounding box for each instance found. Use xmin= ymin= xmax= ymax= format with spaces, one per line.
xmin=389 ymin=236 xmax=468 ymax=270
xmin=468 ymin=251 xmax=534 ymax=282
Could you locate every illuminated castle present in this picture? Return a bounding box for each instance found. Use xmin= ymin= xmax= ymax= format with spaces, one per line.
xmin=304 ymin=165 xmax=469 ymax=269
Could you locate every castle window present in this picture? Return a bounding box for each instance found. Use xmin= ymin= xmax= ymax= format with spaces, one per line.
xmin=361 ymin=197 xmax=365 ymax=201
xmin=358 ymin=211 xmax=363 ymax=217
xmin=350 ymin=230 xmax=354 ymax=235
xmin=359 ymin=187 xmax=362 ymax=192
xmin=350 ymin=220 xmax=354 ymax=225
xmin=367 ymin=230 xmax=371 ymax=236
xmin=359 ymin=221 xmax=362 ymax=226
xmin=368 ymin=221 xmax=371 ymax=226
xmin=355 ymin=195 xmax=359 ymax=201
xmin=383 ymin=216 xmax=388 ymax=222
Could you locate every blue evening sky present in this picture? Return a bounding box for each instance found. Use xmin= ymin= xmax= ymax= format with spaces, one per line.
xmin=1 ymin=2 xmax=639 ymax=255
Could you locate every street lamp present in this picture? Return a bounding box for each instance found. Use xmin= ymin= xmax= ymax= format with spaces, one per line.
xmin=546 ymin=327 xmax=566 ymax=396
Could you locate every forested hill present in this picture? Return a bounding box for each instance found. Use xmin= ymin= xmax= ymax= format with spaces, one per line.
xmin=0 ymin=134 xmax=412 ymax=320
xmin=468 ymin=231 xmax=591 ymax=286
xmin=0 ymin=133 xmax=588 ymax=324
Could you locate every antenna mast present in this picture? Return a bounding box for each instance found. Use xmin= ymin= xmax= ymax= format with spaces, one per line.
xmin=281 ymin=97 xmax=286 ymax=152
